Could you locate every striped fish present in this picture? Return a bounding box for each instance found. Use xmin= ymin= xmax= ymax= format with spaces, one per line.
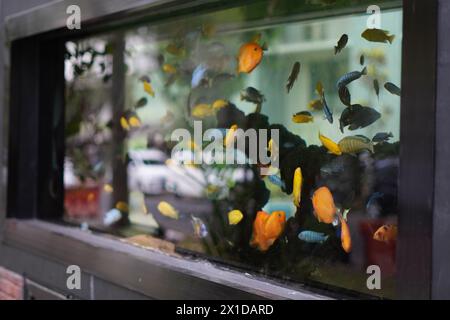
xmin=338 ymin=136 xmax=374 ymax=154
xmin=298 ymin=231 xmax=329 ymax=244
xmin=337 ymin=67 xmax=367 ymax=89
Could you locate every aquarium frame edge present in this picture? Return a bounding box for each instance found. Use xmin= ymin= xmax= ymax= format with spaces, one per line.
xmin=1 ymin=0 xmax=447 ymax=300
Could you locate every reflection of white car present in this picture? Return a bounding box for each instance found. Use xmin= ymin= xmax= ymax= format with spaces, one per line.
xmin=128 ymin=149 xmax=254 ymax=198
xmin=128 ymin=149 xmax=205 ymax=197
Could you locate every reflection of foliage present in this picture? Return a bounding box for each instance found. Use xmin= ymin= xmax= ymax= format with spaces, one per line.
xmin=65 ymin=40 xmax=116 ymax=185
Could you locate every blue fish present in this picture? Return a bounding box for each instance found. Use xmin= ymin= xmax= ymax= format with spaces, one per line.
xmin=321 ymin=95 xmax=333 ymax=124
xmin=191 ymin=64 xmax=208 ymax=88
xmin=267 ymin=175 xmax=286 ymax=189
xmin=191 ymin=216 xmax=208 ymax=238
xmin=366 ymin=192 xmax=384 ymax=209
xmin=298 ymin=231 xmax=329 ymax=244
xmin=337 ymin=67 xmax=367 ymax=89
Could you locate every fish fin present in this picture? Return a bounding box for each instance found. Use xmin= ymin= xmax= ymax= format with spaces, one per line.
xmin=369 ymin=144 xmax=375 ymax=153
xmin=361 ymin=67 xmax=368 ymax=75
xmin=261 ymin=42 xmax=268 ymax=51
xmin=388 ymin=35 xmax=395 ymax=44
xmin=342 ymin=209 xmax=350 ymax=221
xmin=334 ymin=46 xmax=338 ymax=55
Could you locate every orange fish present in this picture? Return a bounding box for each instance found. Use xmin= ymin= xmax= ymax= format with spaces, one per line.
xmin=250 ymin=211 xmax=286 ymax=252
xmin=312 ymin=187 xmax=336 ymax=224
xmin=339 ymin=216 xmax=352 ymax=253
xmin=373 ymin=224 xmax=398 ymax=243
xmin=237 ymin=40 xmax=266 ymax=74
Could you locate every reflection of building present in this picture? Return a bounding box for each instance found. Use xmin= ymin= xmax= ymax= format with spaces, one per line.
xmin=252 ymin=11 xmax=403 ymax=145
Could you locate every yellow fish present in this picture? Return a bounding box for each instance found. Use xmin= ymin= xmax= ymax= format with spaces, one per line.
xmin=162 ymin=63 xmax=177 ymax=74
xmin=312 ymin=187 xmax=336 ymax=224
xmin=373 ymin=224 xmax=398 ymax=243
xmin=166 ymin=43 xmax=185 ymax=57
xmin=143 ymin=81 xmax=155 ymax=97
xmin=224 ymin=124 xmax=238 ymax=147
xmin=316 ymin=81 xmax=324 ymax=97
xmin=340 ymin=215 xmax=352 ymax=253
xmin=319 ymin=133 xmax=342 ymax=156
xmin=293 ymin=167 xmax=303 ymax=207
xmin=128 ymin=116 xmax=141 ymax=128
xmin=267 ymin=138 xmax=279 ymax=163
xmin=212 ymin=99 xmax=229 ymax=111
xmin=115 ymin=201 xmax=129 ymax=213
xmin=228 ymin=210 xmax=244 ymax=225
xmin=338 ymin=136 xmax=374 ymax=154
xmin=237 ymin=37 xmax=266 ymax=74
xmin=191 ymin=103 xmax=214 ymax=118
xmin=292 ymin=111 xmax=314 ymax=124
xmin=250 ymin=211 xmax=286 ymax=252
xmin=188 ymin=139 xmax=199 ymax=151
xmin=361 ymin=28 xmax=395 ymax=44
xmin=157 ymin=201 xmax=179 ymax=220
xmin=308 ymin=99 xmax=323 ymax=111
xmin=120 ymin=117 xmax=130 ymax=131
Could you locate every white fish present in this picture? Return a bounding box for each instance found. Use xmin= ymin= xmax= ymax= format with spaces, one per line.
xmin=103 ymin=208 xmax=122 ymax=226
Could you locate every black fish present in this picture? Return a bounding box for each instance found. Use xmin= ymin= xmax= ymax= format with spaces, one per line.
xmin=337 ymin=67 xmax=367 ymax=89
xmin=360 ymin=54 xmax=365 ymax=66
xmin=134 ymin=97 xmax=148 ymax=109
xmin=366 ymin=192 xmax=384 ymax=209
xmin=373 ymin=79 xmax=380 ymax=100
xmin=339 ymin=104 xmax=381 ymax=132
xmin=286 ymin=62 xmax=301 ymax=93
xmin=335 ymin=34 xmax=348 ymax=55
xmin=338 ymin=86 xmax=351 ymax=107
xmin=139 ymin=75 xmax=151 ymax=83
xmin=384 ymin=82 xmax=401 ymax=96
xmin=372 ymin=132 xmax=393 ymax=143
xmin=240 ymin=87 xmax=266 ymax=104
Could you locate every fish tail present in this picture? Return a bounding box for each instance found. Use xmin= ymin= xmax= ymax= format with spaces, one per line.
xmin=361 ymin=67 xmax=368 ymax=75
xmin=388 ymin=35 xmax=395 ymax=44
xmin=339 ymin=121 xmax=344 ymax=134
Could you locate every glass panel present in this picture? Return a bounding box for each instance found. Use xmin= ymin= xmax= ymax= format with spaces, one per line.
xmin=64 ymin=0 xmax=402 ymax=298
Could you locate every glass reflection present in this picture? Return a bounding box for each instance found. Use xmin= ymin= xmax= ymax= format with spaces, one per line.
xmin=64 ymin=0 xmax=402 ymax=298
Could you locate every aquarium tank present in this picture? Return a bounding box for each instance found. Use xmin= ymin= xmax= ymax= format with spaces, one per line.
xmin=63 ymin=0 xmax=402 ymax=298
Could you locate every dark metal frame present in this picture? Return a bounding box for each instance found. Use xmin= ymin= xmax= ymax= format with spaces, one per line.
xmin=1 ymin=0 xmax=446 ymax=299
xmin=397 ymin=0 xmax=438 ymax=299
